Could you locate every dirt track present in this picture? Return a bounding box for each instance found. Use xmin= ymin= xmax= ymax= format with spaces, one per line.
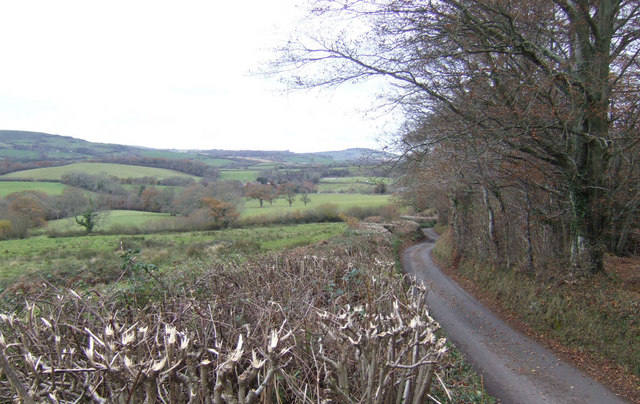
xmin=402 ymin=228 xmax=628 ymax=403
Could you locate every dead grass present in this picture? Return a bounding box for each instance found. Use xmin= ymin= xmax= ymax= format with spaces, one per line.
xmin=606 ymin=255 xmax=640 ymax=295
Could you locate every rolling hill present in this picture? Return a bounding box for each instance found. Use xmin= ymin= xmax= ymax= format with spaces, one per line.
xmin=0 ymin=130 xmax=392 ymax=169
xmin=0 ymin=130 xmax=187 ymax=162
xmin=0 ymin=163 xmax=200 ymax=181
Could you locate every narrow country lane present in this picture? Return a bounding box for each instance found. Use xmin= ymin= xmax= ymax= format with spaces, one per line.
xmin=402 ymin=228 xmax=628 ymax=404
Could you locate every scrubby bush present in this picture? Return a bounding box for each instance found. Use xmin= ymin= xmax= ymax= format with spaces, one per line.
xmin=0 ymin=229 xmax=448 ymax=402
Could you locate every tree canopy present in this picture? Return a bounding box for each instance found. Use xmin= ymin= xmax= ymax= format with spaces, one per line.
xmin=279 ymin=0 xmax=640 ymax=271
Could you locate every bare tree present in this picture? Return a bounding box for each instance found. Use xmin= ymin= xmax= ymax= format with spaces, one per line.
xmin=276 ymin=0 xmax=640 ymax=271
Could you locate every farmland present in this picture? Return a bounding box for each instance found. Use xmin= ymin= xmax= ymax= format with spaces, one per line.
xmin=41 ymin=192 xmax=392 ymax=236
xmin=44 ymin=210 xmax=176 ymax=233
xmin=218 ymin=169 xmax=261 ymax=182
xmin=0 ymin=132 xmax=397 ymax=240
xmin=317 ymin=176 xmax=391 ymax=193
xmin=0 ymin=132 xmax=496 ymax=402
xmin=0 ymin=162 xmax=200 ymax=181
xmin=0 ymin=181 xmax=69 ymax=197
xmin=0 ymin=222 xmax=347 ymax=286
xmin=242 ymin=193 xmax=391 ymax=217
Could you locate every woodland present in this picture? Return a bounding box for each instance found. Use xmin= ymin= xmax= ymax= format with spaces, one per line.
xmin=279 ymin=0 xmax=640 ymax=273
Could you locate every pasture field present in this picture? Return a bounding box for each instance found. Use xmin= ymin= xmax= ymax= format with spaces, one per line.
xmin=43 ymin=193 xmax=390 ymax=232
xmin=45 ymin=210 xmax=178 ymax=233
xmin=254 ymin=163 xmax=280 ymax=169
xmin=218 ymin=169 xmax=261 ymax=182
xmin=242 ymin=192 xmax=391 ymax=217
xmin=200 ymin=158 xmax=240 ymax=167
xmin=0 ymin=163 xmax=200 ymax=181
xmin=317 ymin=176 xmax=392 ymax=193
xmin=283 ymin=155 xmax=334 ymax=165
xmin=0 ymin=181 xmax=69 ymax=197
xmin=0 ymin=149 xmax=40 ymax=159
xmin=0 ymin=222 xmax=346 ymax=288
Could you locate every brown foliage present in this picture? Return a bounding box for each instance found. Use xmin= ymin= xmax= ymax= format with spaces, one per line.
xmin=201 ymin=197 xmax=239 ymax=229
xmin=280 ymin=0 xmax=640 ymax=270
xmin=0 ymin=229 xmax=446 ymax=402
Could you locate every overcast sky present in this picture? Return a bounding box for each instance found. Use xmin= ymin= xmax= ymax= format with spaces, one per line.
xmin=0 ymin=0 xmax=398 ymax=153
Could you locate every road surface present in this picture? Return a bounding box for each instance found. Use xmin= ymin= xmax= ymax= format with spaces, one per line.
xmin=402 ymin=228 xmax=627 ymax=403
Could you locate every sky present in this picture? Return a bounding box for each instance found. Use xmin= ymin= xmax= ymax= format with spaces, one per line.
xmin=0 ymin=0 xmax=397 ymax=153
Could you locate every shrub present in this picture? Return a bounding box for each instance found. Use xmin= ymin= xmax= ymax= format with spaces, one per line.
xmin=0 ymin=231 xmax=450 ymax=402
xmin=0 ymin=220 xmax=12 ymax=239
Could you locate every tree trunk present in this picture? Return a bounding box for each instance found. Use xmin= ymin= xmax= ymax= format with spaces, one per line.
xmin=566 ymin=0 xmax=615 ymax=272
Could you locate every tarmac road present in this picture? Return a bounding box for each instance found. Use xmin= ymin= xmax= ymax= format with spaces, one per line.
xmin=402 ymin=228 xmax=627 ymax=404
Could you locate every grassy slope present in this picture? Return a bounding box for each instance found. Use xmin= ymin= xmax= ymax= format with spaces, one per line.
xmin=0 ymin=222 xmax=346 ymax=287
xmin=45 ymin=210 xmax=176 ymax=233
xmin=0 ymin=149 xmax=40 ymax=159
xmin=1 ymin=163 xmax=200 ymax=181
xmin=43 ymin=194 xmax=390 ymax=231
xmin=317 ymin=176 xmax=391 ymax=193
xmin=218 ymin=169 xmax=261 ymax=182
xmin=242 ymin=193 xmax=391 ymax=217
xmin=200 ymin=158 xmax=240 ymax=167
xmin=0 ymin=181 xmax=69 ymax=197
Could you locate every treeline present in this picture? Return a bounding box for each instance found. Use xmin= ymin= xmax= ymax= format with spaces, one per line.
xmin=284 ymin=1 xmax=640 ymax=272
xmin=244 ymin=181 xmax=317 ymax=208
xmin=0 ymin=159 xmax=67 ymax=176
xmin=61 ymin=173 xmax=197 ymax=190
xmin=255 ymin=165 xmax=389 ymax=185
xmin=101 ymin=156 xmax=219 ymax=178
xmin=256 ymin=167 xmax=322 ymax=185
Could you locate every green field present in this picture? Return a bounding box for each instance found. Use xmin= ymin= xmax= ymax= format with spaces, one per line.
xmin=0 ymin=222 xmax=346 ymax=286
xmin=282 ymin=155 xmax=334 ymax=165
xmin=44 ymin=193 xmax=390 ymax=230
xmin=0 ymin=149 xmax=40 ymax=159
xmin=0 ymin=163 xmax=201 ymax=181
xmin=0 ymin=181 xmax=70 ymax=197
xmin=218 ymin=169 xmax=260 ymax=182
xmin=201 ymin=158 xmax=240 ymax=167
xmin=317 ymin=176 xmax=391 ymax=193
xmin=242 ymin=193 xmax=391 ymax=217
xmin=46 ymin=210 xmax=177 ymax=233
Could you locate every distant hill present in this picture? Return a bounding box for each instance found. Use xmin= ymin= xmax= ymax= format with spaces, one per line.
xmin=196 ymin=148 xmax=393 ymax=165
xmin=314 ymin=148 xmax=393 ymax=162
xmin=0 ymin=130 xmax=194 ymax=162
xmin=0 ymin=130 xmax=391 ymax=171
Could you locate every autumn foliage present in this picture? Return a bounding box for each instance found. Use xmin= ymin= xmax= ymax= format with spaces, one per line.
xmin=201 ymin=197 xmax=239 ymax=229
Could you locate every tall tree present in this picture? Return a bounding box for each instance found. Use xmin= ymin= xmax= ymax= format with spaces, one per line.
xmin=279 ymin=0 xmax=640 ymax=271
xmin=277 ymin=183 xmax=298 ymax=207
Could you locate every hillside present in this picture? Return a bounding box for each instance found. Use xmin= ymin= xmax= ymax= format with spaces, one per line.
xmin=0 ymin=162 xmax=200 ymax=182
xmin=0 ymin=130 xmax=185 ymax=162
xmin=0 ymin=131 xmax=392 ymax=169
